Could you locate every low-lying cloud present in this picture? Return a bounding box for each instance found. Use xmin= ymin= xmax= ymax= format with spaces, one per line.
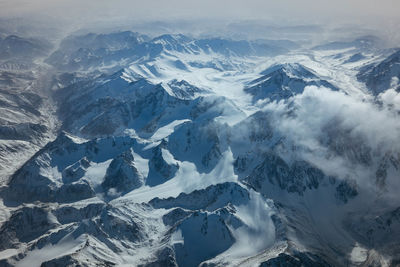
xmin=262 ymin=86 xmax=400 ymax=203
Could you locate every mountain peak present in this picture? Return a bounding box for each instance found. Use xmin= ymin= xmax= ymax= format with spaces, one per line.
xmin=259 ymin=63 xmax=315 ymax=78
xmin=245 ymin=63 xmax=337 ymax=102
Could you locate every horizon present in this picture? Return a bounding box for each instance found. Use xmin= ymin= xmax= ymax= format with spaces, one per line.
xmin=0 ymin=0 xmax=399 ymax=47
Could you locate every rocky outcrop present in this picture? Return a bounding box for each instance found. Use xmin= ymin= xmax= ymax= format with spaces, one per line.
xmin=246 ymin=153 xmax=326 ymax=195
xmin=173 ymin=211 xmax=235 ymax=267
xmin=260 ymin=251 xmax=331 ymax=267
xmin=146 ymin=142 xmax=179 ymax=186
xmin=0 ymin=207 xmax=58 ymax=250
xmin=150 ymin=182 xmax=249 ymax=211
xmin=102 ymin=149 xmax=144 ymax=196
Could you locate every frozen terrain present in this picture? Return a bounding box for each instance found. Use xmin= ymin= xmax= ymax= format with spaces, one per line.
xmin=0 ymin=29 xmax=400 ymax=267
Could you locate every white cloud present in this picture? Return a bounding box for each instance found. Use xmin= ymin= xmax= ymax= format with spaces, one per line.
xmin=261 ymin=86 xmax=400 ymax=197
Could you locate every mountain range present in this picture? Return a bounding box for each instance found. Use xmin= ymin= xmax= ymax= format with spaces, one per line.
xmin=0 ymin=30 xmax=400 ymax=266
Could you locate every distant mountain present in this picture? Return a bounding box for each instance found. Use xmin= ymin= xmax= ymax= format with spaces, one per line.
xmin=0 ymin=35 xmax=52 ymax=61
xmin=45 ymin=32 xmax=291 ymax=72
xmin=253 ymin=39 xmax=301 ymax=50
xmin=45 ymin=31 xmax=149 ymax=72
xmin=312 ymin=35 xmax=381 ymax=51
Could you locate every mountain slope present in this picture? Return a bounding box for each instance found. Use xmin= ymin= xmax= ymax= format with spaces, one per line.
xmin=244 ymin=63 xmax=337 ymax=102
xmin=357 ymin=49 xmax=400 ymax=95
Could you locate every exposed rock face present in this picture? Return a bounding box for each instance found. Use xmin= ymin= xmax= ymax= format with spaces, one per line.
xmin=57 ymin=181 xmax=96 ymax=203
xmin=173 ymin=212 xmax=235 ymax=267
xmin=40 ymin=255 xmax=89 ymax=267
xmin=102 ymin=149 xmax=144 ymax=196
xmin=162 ymin=208 xmax=193 ymax=227
xmin=150 ymin=182 xmax=249 ymax=211
xmin=0 ymin=122 xmax=47 ymax=141
xmin=62 ymin=157 xmax=91 ymax=183
xmin=347 ymin=206 xmax=400 ymax=247
xmin=54 ymin=203 xmax=105 ymax=224
xmin=246 ymin=153 xmax=326 ymax=195
xmin=0 ymin=207 xmax=58 ymax=250
xmin=147 ymin=142 xmax=179 ymax=186
xmin=56 ymin=76 xmax=192 ymax=138
xmin=358 ymin=49 xmax=400 ymax=95
xmin=167 ymin=79 xmax=209 ymax=100
xmin=0 ymin=34 xmax=55 ymax=183
xmin=167 ymin=119 xmax=231 ymax=172
xmin=138 ymin=247 xmax=178 ymax=267
xmin=259 ymin=251 xmax=332 ymax=267
xmin=335 ymin=179 xmax=358 ymax=203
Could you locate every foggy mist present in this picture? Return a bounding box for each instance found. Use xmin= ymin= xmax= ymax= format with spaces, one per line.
xmin=1 ymin=0 xmax=399 ymax=32
xmin=1 ymin=0 xmax=399 ymax=21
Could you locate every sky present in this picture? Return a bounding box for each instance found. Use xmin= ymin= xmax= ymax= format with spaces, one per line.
xmin=0 ymin=0 xmax=399 ymax=23
xmin=0 ymin=0 xmax=398 ymax=44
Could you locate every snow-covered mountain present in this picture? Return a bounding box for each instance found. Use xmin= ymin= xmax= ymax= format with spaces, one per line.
xmin=0 ymin=35 xmax=52 ymax=62
xmin=1 ymin=30 xmax=400 ymax=267
xmin=312 ymin=35 xmax=381 ymax=52
xmin=244 ymin=63 xmax=337 ymax=103
xmin=46 ymin=32 xmax=289 ymax=73
xmin=357 ymin=49 xmax=400 ymax=95
xmin=0 ymin=34 xmax=57 ymax=183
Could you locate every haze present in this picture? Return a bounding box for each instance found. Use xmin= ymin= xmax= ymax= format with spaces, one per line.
xmin=0 ymin=0 xmax=399 ymax=24
xmin=0 ymin=0 xmax=399 ymax=46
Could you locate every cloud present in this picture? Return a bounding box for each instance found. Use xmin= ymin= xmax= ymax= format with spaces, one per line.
xmin=379 ymin=78 xmax=400 ymax=110
xmin=285 ymin=86 xmax=400 ymax=152
xmin=261 ymin=86 xmax=400 ymax=201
